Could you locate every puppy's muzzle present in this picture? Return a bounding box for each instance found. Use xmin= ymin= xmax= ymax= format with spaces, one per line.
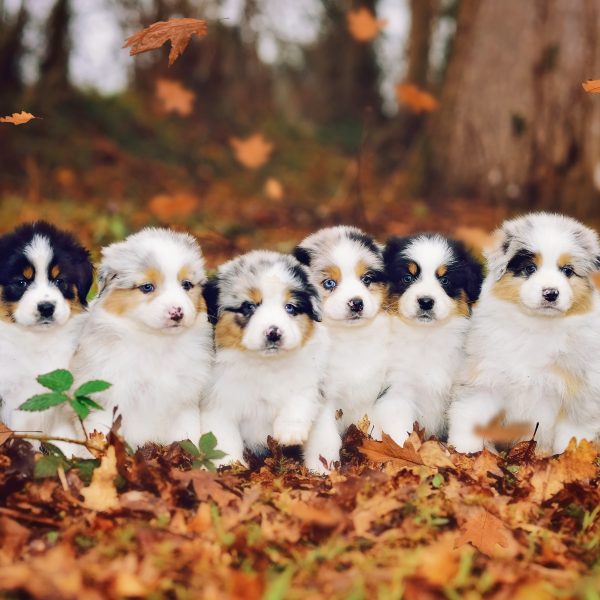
xmin=542 ymin=288 xmax=559 ymax=303
xmin=37 ymin=302 xmax=56 ymax=321
xmin=265 ymin=326 xmax=283 ymax=348
xmin=168 ymin=306 xmax=184 ymax=322
xmin=348 ymin=297 xmax=364 ymax=315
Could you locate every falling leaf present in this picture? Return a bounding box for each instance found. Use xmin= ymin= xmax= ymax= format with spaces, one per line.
xmin=123 ymin=18 xmax=208 ymax=66
xmin=455 ymin=507 xmax=511 ymax=556
xmin=347 ymin=8 xmax=387 ymax=42
xmin=81 ymin=446 xmax=119 ymax=512
xmin=582 ymin=79 xmax=600 ymax=93
xmin=230 ymin=134 xmax=274 ymax=170
xmin=395 ymin=83 xmax=439 ymax=113
xmin=0 ymin=111 xmax=37 ymax=125
xmin=264 ymin=177 xmax=284 ymax=201
xmin=360 ymin=433 xmax=425 ymax=468
xmin=148 ymin=192 xmax=198 ymax=221
xmin=474 ymin=411 xmax=533 ymax=444
xmin=155 ymin=78 xmax=195 ymax=116
xmin=0 ymin=422 xmax=13 ymax=446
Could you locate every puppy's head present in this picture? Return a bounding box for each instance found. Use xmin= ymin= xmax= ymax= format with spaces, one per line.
xmin=485 ymin=212 xmax=600 ymax=317
xmin=293 ymin=226 xmax=386 ymax=326
xmin=0 ymin=222 xmax=93 ymax=328
xmin=384 ymin=234 xmax=483 ymax=325
xmin=206 ymin=250 xmax=321 ymax=355
xmin=97 ymin=228 xmax=207 ymax=333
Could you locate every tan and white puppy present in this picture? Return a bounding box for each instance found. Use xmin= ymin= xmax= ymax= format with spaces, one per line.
xmin=201 ymin=250 xmax=328 ymax=467
xmin=449 ymin=213 xmax=600 ymax=454
xmin=293 ymin=226 xmax=390 ymax=473
xmin=71 ymin=228 xmax=212 ymax=449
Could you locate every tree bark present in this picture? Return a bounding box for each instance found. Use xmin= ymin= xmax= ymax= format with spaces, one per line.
xmin=430 ymin=0 xmax=600 ymax=216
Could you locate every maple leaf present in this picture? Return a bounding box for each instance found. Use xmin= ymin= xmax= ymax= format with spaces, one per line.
xmin=347 ymin=8 xmax=387 ymax=42
xmin=474 ymin=411 xmax=533 ymax=444
xmin=0 ymin=422 xmax=13 ymax=446
xmin=155 ymin=78 xmax=195 ymax=116
xmin=359 ymin=432 xmax=424 ymax=468
xmin=123 ymin=18 xmax=208 ymax=66
xmin=230 ymin=134 xmax=274 ymax=170
xmin=81 ymin=446 xmax=119 ymax=512
xmin=582 ymin=79 xmax=600 ymax=93
xmin=455 ymin=507 xmax=511 ymax=556
xmin=395 ymin=83 xmax=439 ymax=114
xmin=0 ymin=111 xmax=37 ymax=125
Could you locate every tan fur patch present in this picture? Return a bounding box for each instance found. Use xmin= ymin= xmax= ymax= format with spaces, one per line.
xmin=491 ymin=273 xmax=522 ymax=305
xmin=408 ymin=262 xmax=418 ymax=276
xmin=102 ymin=288 xmax=143 ymax=316
xmin=297 ymin=312 xmax=315 ymax=346
xmin=566 ymin=276 xmax=593 ymax=316
xmin=452 ymin=290 xmax=471 ymax=317
xmin=190 ymin=286 xmax=206 ymax=314
xmin=215 ymin=312 xmax=245 ymax=350
xmin=558 ymin=253 xmax=573 ymax=268
xmin=355 ymin=260 xmax=368 ymax=279
xmin=322 ymin=266 xmax=341 ymax=285
xmin=249 ymin=288 xmax=263 ymax=305
xmin=178 ymin=266 xmax=191 ymax=282
xmin=22 ymin=266 xmax=33 ymax=279
xmin=436 ymin=265 xmax=448 ymax=277
xmin=552 ymin=364 xmax=583 ymax=400
xmin=142 ymin=268 xmax=163 ymax=287
xmin=0 ymin=293 xmax=15 ymax=323
xmin=51 ymin=265 xmax=60 ymax=279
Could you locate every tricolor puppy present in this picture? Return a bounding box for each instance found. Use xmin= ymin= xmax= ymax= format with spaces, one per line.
xmin=293 ymin=226 xmax=390 ymax=472
xmin=449 ymin=213 xmax=600 ymax=454
xmin=71 ymin=228 xmax=212 ymax=449
xmin=0 ymin=222 xmax=93 ymax=438
xmin=382 ymin=234 xmax=483 ymax=444
xmin=201 ymin=250 xmax=328 ymax=467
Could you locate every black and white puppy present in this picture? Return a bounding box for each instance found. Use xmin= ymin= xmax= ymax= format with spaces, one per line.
xmin=382 ymin=234 xmax=483 ymax=444
xmin=293 ymin=226 xmax=390 ymax=472
xmin=0 ymin=221 xmax=93 ymax=438
xmin=201 ymin=250 xmax=328 ymax=467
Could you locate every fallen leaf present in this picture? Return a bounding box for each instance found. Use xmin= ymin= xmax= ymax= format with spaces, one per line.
xmin=81 ymin=446 xmax=119 ymax=511
xmin=418 ymin=440 xmax=454 ymax=468
xmin=119 ymin=490 xmax=169 ymax=517
xmin=171 ymin=469 xmax=237 ymax=508
xmin=148 ymin=192 xmax=198 ymax=221
xmin=395 ymin=83 xmax=439 ymax=113
xmin=360 ymin=433 xmax=425 ymax=468
xmin=155 ymin=78 xmax=195 ymax=116
xmin=124 ymin=18 xmax=208 ymax=66
xmin=230 ymin=134 xmax=274 ymax=170
xmin=582 ymin=79 xmax=600 ymax=93
xmin=0 ymin=111 xmax=37 ymax=125
xmin=417 ymin=532 xmax=460 ymax=585
xmin=288 ymin=500 xmax=343 ymax=528
xmin=0 ymin=517 xmax=30 ymax=561
xmin=0 ymin=423 xmax=13 ymax=446
xmin=347 ymin=8 xmax=387 ymax=42
xmin=455 ymin=507 xmax=511 ymax=556
xmin=474 ymin=411 xmax=533 ymax=444
xmin=356 ymin=414 xmax=371 ymax=436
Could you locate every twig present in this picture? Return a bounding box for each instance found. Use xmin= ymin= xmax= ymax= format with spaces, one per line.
xmin=0 ymin=506 xmax=59 ymax=526
xmin=78 ymin=416 xmax=88 ymax=440
xmin=11 ymin=433 xmax=104 ymax=454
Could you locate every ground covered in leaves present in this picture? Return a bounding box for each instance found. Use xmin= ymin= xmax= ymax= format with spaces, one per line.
xmin=1 ymin=425 xmax=600 ymax=600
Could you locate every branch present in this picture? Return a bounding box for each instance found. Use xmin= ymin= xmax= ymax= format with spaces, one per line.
xmin=11 ymin=432 xmax=104 ymax=453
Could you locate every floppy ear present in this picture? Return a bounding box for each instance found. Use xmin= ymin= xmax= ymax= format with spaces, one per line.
xmin=462 ymin=254 xmax=484 ymax=303
xmin=293 ymin=245 xmax=312 ymax=267
xmin=484 ymin=227 xmax=512 ymax=281
xmin=72 ymin=257 xmax=94 ymax=306
xmin=202 ymin=277 xmax=220 ymax=325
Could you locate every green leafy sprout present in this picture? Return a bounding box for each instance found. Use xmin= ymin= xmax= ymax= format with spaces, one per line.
xmin=180 ymin=432 xmax=227 ymax=471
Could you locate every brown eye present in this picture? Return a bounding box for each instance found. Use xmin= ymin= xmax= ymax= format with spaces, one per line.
xmin=525 ymin=264 xmax=537 ymax=275
xmin=182 ymin=280 xmax=194 ymax=291
xmin=561 ymin=265 xmax=574 ymax=278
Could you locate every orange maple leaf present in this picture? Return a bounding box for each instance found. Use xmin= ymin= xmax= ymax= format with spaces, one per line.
xmin=124 ymin=18 xmax=208 ymax=66
xmin=347 ymin=8 xmax=387 ymax=42
xmin=0 ymin=111 xmax=37 ymax=125
xmin=582 ymin=79 xmax=600 ymax=93
xmin=474 ymin=411 xmax=533 ymax=444
xmin=155 ymin=78 xmax=195 ymax=116
xmin=360 ymin=432 xmax=425 ymax=468
xmin=395 ymin=83 xmax=439 ymax=114
xmin=230 ymin=134 xmax=274 ymax=170
xmin=455 ymin=508 xmax=510 ymax=556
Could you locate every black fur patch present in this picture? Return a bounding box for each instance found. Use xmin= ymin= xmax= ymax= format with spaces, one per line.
xmin=506 ymin=249 xmax=537 ymax=278
xmin=202 ymin=277 xmax=220 ymax=325
xmin=347 ymin=230 xmax=381 ymax=257
xmin=292 ymin=246 xmax=312 ymax=267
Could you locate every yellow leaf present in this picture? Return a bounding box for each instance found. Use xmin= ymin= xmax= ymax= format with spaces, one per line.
xmin=81 ymin=446 xmax=119 ymax=512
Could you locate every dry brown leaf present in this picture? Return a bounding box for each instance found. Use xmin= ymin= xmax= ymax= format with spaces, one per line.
xmin=148 ymin=192 xmax=198 ymax=221
xmin=455 ymin=507 xmax=511 ymax=556
xmin=347 ymin=8 xmax=387 ymax=42
xmin=124 ymin=18 xmax=208 ymax=66
xmin=172 ymin=469 xmax=237 ymax=508
xmin=0 ymin=111 xmax=37 ymax=125
xmin=360 ymin=433 xmax=425 ymax=468
xmin=395 ymin=83 xmax=439 ymax=114
xmin=288 ymin=500 xmax=343 ymax=528
xmin=416 ymin=532 xmax=461 ymax=586
xmin=230 ymin=134 xmax=274 ymax=170
xmin=356 ymin=413 xmax=371 ymax=436
xmin=472 ymin=448 xmax=503 ymax=480
xmin=0 ymin=517 xmax=30 ymax=561
xmin=155 ymin=78 xmax=195 ymax=116
xmin=81 ymin=446 xmax=119 ymax=512
xmin=582 ymin=79 xmax=600 ymax=93
xmin=474 ymin=411 xmax=533 ymax=444
xmin=0 ymin=422 xmax=13 ymax=446
xmin=418 ymin=440 xmax=454 ymax=468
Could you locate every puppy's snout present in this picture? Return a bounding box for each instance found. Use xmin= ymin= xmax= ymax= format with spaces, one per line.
xmin=542 ymin=288 xmax=559 ymax=303
xmin=348 ymin=297 xmax=364 ymax=313
xmin=168 ymin=306 xmax=184 ymax=322
xmin=37 ymin=302 xmax=56 ymax=318
xmin=417 ymin=297 xmax=435 ymax=311
xmin=265 ymin=326 xmax=283 ymax=344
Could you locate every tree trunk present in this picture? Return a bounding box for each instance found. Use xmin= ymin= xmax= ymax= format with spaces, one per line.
xmin=0 ymin=3 xmax=27 ymax=105
xmin=430 ymin=0 xmax=600 ymax=217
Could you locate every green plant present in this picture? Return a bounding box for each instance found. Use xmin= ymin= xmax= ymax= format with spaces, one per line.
xmin=179 ymin=432 xmax=227 ymax=471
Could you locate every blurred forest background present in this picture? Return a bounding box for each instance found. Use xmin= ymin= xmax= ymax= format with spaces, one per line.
xmin=1 ymin=0 xmax=599 ymax=265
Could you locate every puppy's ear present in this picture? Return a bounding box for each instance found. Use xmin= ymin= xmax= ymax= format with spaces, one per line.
xmin=97 ymin=241 xmax=128 ymax=296
xmin=293 ymin=245 xmax=312 ymax=266
xmin=202 ymin=277 xmax=220 ymax=325
xmin=462 ymin=253 xmax=484 ymax=303
xmin=308 ymin=291 xmax=322 ymax=322
xmin=484 ymin=227 xmax=513 ymax=281
xmin=72 ymin=256 xmax=94 ymax=306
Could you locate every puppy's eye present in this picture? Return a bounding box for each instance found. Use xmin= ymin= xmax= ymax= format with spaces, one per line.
xmin=181 ymin=280 xmax=194 ymax=291
xmin=361 ymin=274 xmax=373 ymax=286
xmin=322 ymin=279 xmax=337 ymax=290
xmin=14 ymin=279 xmax=29 ymax=288
xmin=524 ymin=264 xmax=537 ymax=275
xmin=439 ymin=276 xmax=449 ymax=286
xmin=53 ymin=278 xmax=65 ymax=287
xmin=284 ymin=303 xmax=298 ymax=316
xmin=402 ymin=275 xmax=413 ymax=284
xmin=241 ymin=302 xmax=256 ymax=317
xmin=561 ymin=265 xmax=575 ymax=278
xmin=139 ymin=283 xmax=156 ymax=294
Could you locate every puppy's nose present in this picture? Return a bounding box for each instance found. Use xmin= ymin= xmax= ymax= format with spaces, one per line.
xmin=348 ymin=297 xmax=364 ymax=313
xmin=265 ymin=326 xmax=282 ymax=343
xmin=168 ymin=306 xmax=184 ymax=322
xmin=37 ymin=302 xmax=55 ymax=318
xmin=418 ymin=297 xmax=435 ymax=311
xmin=542 ymin=288 xmax=559 ymax=302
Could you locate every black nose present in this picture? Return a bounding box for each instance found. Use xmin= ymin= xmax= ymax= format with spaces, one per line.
xmin=348 ymin=297 xmax=364 ymax=313
xmin=37 ymin=302 xmax=55 ymax=318
xmin=265 ymin=326 xmax=282 ymax=343
xmin=542 ymin=288 xmax=559 ymax=302
xmin=418 ymin=297 xmax=435 ymax=311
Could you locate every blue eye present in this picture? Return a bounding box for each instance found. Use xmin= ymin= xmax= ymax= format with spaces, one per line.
xmin=323 ymin=279 xmax=337 ymax=290
xmin=139 ymin=283 xmax=155 ymax=294
xmin=182 ymin=280 xmax=194 ymax=291
xmin=361 ymin=274 xmax=373 ymax=286
xmin=525 ymin=264 xmax=537 ymax=275
xmin=241 ymin=302 xmax=256 ymax=317
xmin=402 ymin=275 xmax=413 ymax=284
xmin=285 ymin=303 xmax=298 ymax=316
xmin=439 ymin=276 xmax=449 ymax=286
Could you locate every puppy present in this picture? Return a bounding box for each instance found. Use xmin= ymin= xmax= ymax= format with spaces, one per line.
xmin=201 ymin=250 xmax=328 ymax=467
xmin=382 ymin=234 xmax=483 ymax=444
xmin=71 ymin=228 xmax=212 ymax=449
xmin=293 ymin=226 xmax=390 ymax=472
xmin=449 ymin=213 xmax=600 ymax=454
xmin=0 ymin=222 xmax=93 ymax=438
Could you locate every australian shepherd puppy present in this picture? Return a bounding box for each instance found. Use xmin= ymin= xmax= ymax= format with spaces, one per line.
xmin=382 ymin=234 xmax=483 ymax=445
xmin=449 ymin=213 xmax=600 ymax=454
xmin=201 ymin=250 xmax=328 ymax=467
xmin=0 ymin=222 xmax=93 ymax=437
xmin=293 ymin=226 xmax=390 ymax=472
xmin=71 ymin=228 xmax=212 ymax=449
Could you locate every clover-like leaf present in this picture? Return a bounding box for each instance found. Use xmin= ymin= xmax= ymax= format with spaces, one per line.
xmin=73 ymin=380 xmax=111 ymax=398
xmin=179 ymin=439 xmax=201 ymax=457
xmin=20 ymin=392 xmax=68 ymax=412
xmin=37 ymin=369 xmax=74 ymax=392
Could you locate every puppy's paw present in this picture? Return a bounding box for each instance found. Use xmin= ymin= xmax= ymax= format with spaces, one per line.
xmin=449 ymin=434 xmax=485 ymax=454
xmin=273 ymin=419 xmax=311 ymax=446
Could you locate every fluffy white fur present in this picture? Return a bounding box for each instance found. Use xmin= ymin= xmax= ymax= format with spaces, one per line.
xmin=70 ymin=228 xmax=212 ymax=450
xmin=448 ymin=213 xmax=600 ymax=454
